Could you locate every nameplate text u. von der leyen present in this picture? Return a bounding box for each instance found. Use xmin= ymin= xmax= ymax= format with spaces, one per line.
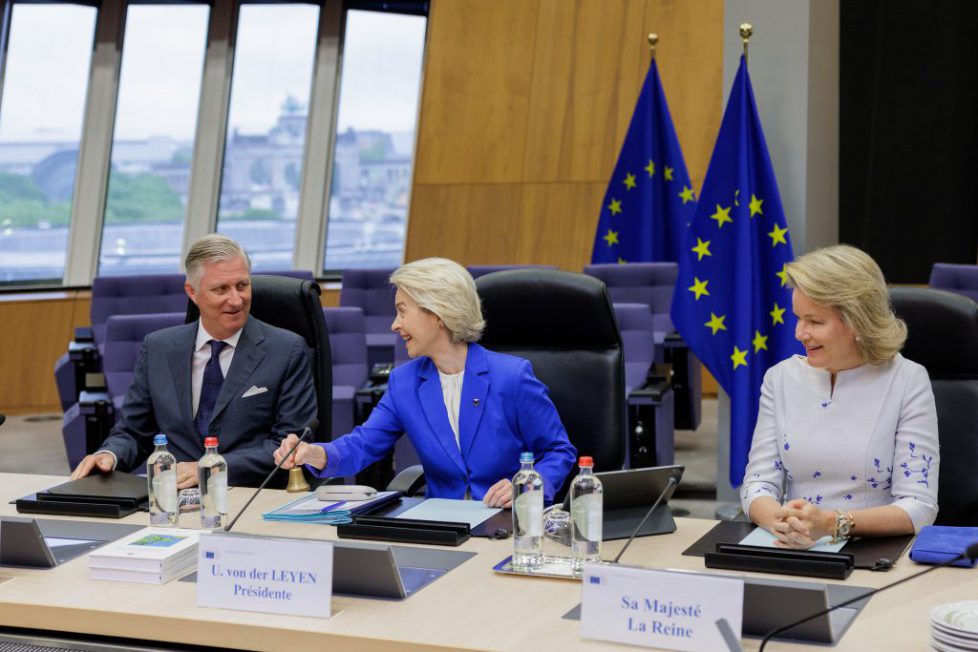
xmin=581 ymin=563 xmax=743 ymax=651
xmin=197 ymin=532 xmax=333 ymax=619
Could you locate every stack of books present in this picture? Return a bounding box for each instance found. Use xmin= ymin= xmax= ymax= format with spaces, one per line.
xmin=89 ymin=527 xmax=199 ymax=584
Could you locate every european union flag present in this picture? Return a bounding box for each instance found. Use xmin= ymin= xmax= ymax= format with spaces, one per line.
xmin=591 ymin=58 xmax=696 ymax=264
xmin=670 ymin=56 xmax=798 ymax=486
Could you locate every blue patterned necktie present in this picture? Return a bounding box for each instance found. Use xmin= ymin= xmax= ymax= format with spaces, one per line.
xmin=195 ymin=339 xmax=228 ymax=437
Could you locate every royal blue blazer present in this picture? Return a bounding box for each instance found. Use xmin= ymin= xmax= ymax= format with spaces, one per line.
xmin=313 ymin=343 xmax=577 ymax=503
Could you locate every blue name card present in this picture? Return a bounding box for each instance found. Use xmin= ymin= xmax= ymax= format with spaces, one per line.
xmin=197 ymin=531 xmax=333 ymax=619
xmin=581 ymin=563 xmax=743 ymax=651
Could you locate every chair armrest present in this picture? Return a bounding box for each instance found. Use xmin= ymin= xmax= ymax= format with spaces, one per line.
xmin=73 ymin=326 xmax=94 ymax=342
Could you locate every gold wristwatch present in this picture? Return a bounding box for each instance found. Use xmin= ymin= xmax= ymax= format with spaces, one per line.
xmin=832 ymin=509 xmax=854 ymax=543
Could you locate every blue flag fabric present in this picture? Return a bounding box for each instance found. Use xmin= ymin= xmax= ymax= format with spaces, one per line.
xmin=670 ymin=56 xmax=799 ymax=487
xmin=591 ymin=59 xmax=697 ymax=264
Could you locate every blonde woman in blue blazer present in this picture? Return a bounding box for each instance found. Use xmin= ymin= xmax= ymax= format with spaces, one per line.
xmin=275 ymin=258 xmax=577 ymax=507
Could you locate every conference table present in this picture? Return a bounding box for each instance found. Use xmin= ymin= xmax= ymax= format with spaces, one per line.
xmin=0 ymin=472 xmax=974 ymax=651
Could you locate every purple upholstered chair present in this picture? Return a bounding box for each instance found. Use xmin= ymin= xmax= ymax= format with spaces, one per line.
xmin=323 ymin=307 xmax=369 ymax=438
xmin=929 ymin=263 xmax=978 ymax=303
xmin=467 ymin=264 xmax=558 ymax=279
xmin=62 ymin=312 xmax=185 ymax=469
xmin=614 ymin=302 xmax=675 ymax=467
xmin=339 ymin=268 xmax=397 ymax=368
xmin=55 ymin=274 xmax=188 ymax=412
xmin=584 ymin=262 xmax=701 ymax=431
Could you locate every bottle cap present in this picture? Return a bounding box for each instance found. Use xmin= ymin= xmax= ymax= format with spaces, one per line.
xmin=153 ymin=434 xmax=167 ymax=446
xmin=519 ymin=452 xmax=534 ymax=463
xmin=578 ymin=456 xmax=594 ymax=467
xmin=204 ymin=437 xmax=219 ymax=448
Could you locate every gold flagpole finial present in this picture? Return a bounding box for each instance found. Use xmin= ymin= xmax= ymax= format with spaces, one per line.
xmin=648 ymin=33 xmax=658 ymax=59
xmin=739 ymin=23 xmax=753 ymax=63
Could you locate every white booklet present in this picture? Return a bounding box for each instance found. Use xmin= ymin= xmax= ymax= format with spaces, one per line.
xmin=88 ymin=527 xmax=200 ymax=573
xmin=90 ymin=556 xmax=197 ymax=584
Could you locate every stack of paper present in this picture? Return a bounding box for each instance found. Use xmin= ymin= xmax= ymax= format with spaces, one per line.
xmin=89 ymin=527 xmax=199 ymax=584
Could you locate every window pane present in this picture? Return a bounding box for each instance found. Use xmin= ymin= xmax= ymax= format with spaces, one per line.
xmin=0 ymin=4 xmax=96 ymax=284
xmin=98 ymin=4 xmax=210 ymax=276
xmin=322 ymin=9 xmax=426 ymax=272
xmin=216 ymin=4 xmax=320 ymax=271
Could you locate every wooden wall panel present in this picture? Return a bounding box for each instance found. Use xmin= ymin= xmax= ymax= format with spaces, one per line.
xmin=517 ymin=183 xmax=606 ymax=270
xmin=0 ymin=293 xmax=78 ymax=413
xmin=407 ymin=184 xmax=524 ymax=263
xmin=522 ymin=0 xmax=648 ymax=183
xmin=412 ymin=0 xmax=538 ymax=185
xmin=408 ymin=0 xmax=724 ymax=269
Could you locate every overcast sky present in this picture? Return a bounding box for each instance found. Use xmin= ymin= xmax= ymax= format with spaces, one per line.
xmin=0 ymin=5 xmax=426 ymax=143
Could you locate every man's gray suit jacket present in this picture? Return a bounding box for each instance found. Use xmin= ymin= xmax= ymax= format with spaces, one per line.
xmin=99 ymin=316 xmax=317 ymax=486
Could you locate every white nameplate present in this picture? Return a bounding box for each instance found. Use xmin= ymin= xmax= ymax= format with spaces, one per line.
xmin=196 ymin=532 xmax=332 ymax=619
xmin=581 ymin=563 xmax=743 ymax=651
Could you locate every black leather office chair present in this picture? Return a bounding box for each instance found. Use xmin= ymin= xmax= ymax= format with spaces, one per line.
xmin=890 ymin=287 xmax=978 ymax=526
xmin=477 ymin=269 xmax=626 ymax=481
xmin=186 ymin=275 xmax=332 ymax=444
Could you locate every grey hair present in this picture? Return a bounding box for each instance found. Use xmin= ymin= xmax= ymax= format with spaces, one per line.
xmin=390 ymin=258 xmax=484 ymax=343
xmin=785 ymin=244 xmax=907 ymax=364
xmin=184 ymin=234 xmax=251 ymax=289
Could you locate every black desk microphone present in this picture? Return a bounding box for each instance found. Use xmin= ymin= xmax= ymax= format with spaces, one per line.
xmin=612 ymin=476 xmax=679 ymax=564
xmin=758 ymin=541 xmax=978 ymax=651
xmin=224 ymin=418 xmax=318 ymax=532
xmin=0 ymin=413 xmax=5 ymax=427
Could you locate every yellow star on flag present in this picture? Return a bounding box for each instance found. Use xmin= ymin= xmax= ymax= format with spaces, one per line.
xmin=768 ymin=224 xmax=788 ymax=247
xmin=752 ymin=330 xmax=769 ymax=353
xmin=644 ymin=160 xmax=656 ymax=177
xmin=705 ymin=312 xmax=727 ymax=335
xmin=734 ymin=189 xmax=740 ymax=206
xmin=608 ymin=198 xmax=622 ymax=215
xmin=749 ymin=194 xmax=764 ymax=217
xmin=617 ymin=257 xmax=627 ymax=264
xmin=710 ymin=205 xmax=733 ymax=228
xmin=679 ymin=186 xmax=695 ymax=204
xmin=731 ymin=346 xmax=748 ymax=369
xmin=770 ymin=302 xmax=786 ymax=325
xmin=775 ymin=263 xmax=789 ymax=287
xmin=688 ymin=277 xmax=710 ymax=301
xmin=691 ymin=238 xmax=712 ymax=261
xmin=664 ymin=166 xmax=674 ymax=181
xmin=603 ymin=229 xmax=619 ymax=246
xmin=623 ymin=173 xmax=636 ymax=190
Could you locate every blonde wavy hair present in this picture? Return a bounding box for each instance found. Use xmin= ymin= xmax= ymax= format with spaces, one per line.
xmin=785 ymin=244 xmax=906 ymax=364
xmin=390 ymin=258 xmax=484 ymax=343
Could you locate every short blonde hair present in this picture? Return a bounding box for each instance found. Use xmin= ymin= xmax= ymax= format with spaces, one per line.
xmin=185 ymin=234 xmax=251 ymax=289
xmin=390 ymin=258 xmax=484 ymax=343
xmin=785 ymin=244 xmax=906 ymax=364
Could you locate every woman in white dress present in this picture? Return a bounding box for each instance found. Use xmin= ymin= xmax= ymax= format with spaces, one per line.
xmin=740 ymin=245 xmax=939 ymax=549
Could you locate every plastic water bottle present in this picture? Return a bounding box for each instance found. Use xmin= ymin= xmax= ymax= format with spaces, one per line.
xmin=511 ymin=451 xmax=544 ymax=568
xmin=146 ymin=434 xmax=178 ymax=526
xmin=570 ymin=456 xmax=603 ymax=570
xmin=198 ymin=436 xmax=228 ymax=529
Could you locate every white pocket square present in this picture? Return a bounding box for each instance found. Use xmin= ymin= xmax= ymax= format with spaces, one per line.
xmin=242 ymin=385 xmax=268 ymax=398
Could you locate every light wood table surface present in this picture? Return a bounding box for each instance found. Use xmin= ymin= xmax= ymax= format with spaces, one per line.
xmin=0 ymin=472 xmax=974 ymax=651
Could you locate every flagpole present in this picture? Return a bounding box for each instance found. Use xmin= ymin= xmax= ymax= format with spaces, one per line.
xmin=739 ymin=23 xmax=753 ymax=65
xmin=648 ymin=32 xmax=658 ymax=59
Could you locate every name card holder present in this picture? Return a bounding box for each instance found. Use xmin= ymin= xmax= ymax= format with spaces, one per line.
xmin=705 ymin=543 xmax=854 ymax=580
xmin=197 ymin=531 xmax=333 ymax=619
xmin=581 ymin=563 xmax=743 ymax=651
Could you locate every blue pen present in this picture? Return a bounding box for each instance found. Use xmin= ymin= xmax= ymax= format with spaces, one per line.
xmin=320 ymin=501 xmax=346 ymax=513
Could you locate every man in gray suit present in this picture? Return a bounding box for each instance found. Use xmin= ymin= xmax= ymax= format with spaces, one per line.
xmin=70 ymin=234 xmax=317 ymax=487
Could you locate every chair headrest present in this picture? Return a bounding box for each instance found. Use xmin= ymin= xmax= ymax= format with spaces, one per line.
xmin=477 ymin=269 xmax=619 ymax=348
xmin=889 ymin=287 xmax=978 ymax=376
